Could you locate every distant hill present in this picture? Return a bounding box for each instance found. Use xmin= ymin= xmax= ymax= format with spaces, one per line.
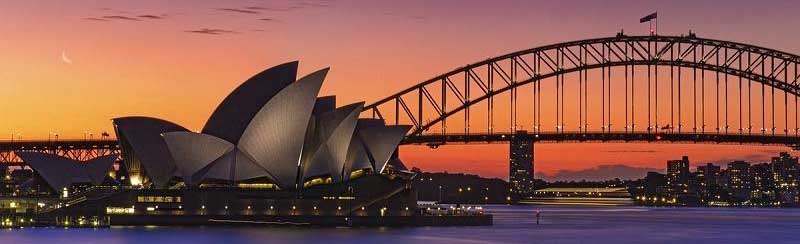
xmin=411 ymin=170 xmax=510 ymax=204
xmin=537 ymin=164 xmax=660 ymax=182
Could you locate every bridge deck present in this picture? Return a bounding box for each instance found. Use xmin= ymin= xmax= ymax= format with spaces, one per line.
xmin=0 ymin=139 xmax=120 ymax=164
xmin=0 ymin=139 xmax=119 ymax=150
xmin=404 ymin=131 xmax=800 ymax=149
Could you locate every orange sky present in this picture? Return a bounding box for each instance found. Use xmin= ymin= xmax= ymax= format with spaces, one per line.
xmin=1 ymin=0 xmax=798 ymax=179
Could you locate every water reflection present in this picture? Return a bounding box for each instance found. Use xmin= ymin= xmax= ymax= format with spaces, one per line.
xmin=2 ymin=205 xmax=799 ymax=244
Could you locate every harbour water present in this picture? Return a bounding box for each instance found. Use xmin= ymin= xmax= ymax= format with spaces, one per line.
xmin=2 ymin=205 xmax=799 ymax=244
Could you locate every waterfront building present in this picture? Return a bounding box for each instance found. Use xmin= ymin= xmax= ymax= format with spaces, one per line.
xmin=2 ymin=168 xmax=35 ymax=196
xmin=111 ymin=61 xmax=410 ymax=190
xmin=727 ymin=161 xmax=752 ymax=203
xmin=630 ymin=152 xmax=799 ymax=207
xmin=666 ymin=156 xmax=690 ymax=199
xmin=11 ymin=61 xmax=433 ymax=226
xmin=643 ymin=172 xmax=667 ymax=198
xmin=771 ymin=152 xmax=799 ymax=205
xmin=4 ymin=62 xmax=494 ymax=227
xmin=750 ymin=163 xmax=776 ymax=204
xmin=696 ymin=163 xmax=720 ymax=202
xmin=13 ymin=152 xmax=117 ymax=192
xmin=509 ymin=131 xmax=534 ymax=199
xmin=0 ymin=167 xmax=8 ymax=195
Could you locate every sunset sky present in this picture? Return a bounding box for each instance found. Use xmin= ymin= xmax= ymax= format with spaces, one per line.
xmin=1 ymin=0 xmax=798 ymax=180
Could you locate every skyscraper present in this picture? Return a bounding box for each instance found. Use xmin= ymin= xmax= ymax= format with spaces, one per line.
xmin=696 ymin=163 xmax=720 ymax=202
xmin=666 ymin=156 xmax=690 ymax=199
xmin=727 ymin=161 xmax=752 ymax=203
xmin=509 ymin=131 xmax=534 ymax=199
xmin=771 ymin=152 xmax=799 ymax=205
xmin=750 ymin=163 xmax=776 ymax=203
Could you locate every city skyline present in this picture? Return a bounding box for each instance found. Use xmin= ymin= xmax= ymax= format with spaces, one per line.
xmin=2 ymin=0 xmax=800 ymax=179
xmin=631 ymin=152 xmax=799 ymax=207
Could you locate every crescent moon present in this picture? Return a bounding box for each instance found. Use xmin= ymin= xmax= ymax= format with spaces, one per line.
xmin=61 ymin=50 xmax=72 ymax=64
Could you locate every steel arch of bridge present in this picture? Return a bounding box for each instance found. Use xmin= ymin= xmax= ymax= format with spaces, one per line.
xmin=364 ymin=34 xmax=800 ymax=147
xmin=0 ymin=140 xmax=120 ymax=165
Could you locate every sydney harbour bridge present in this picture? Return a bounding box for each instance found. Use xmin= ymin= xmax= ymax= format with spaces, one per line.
xmin=2 ymin=33 xmax=800 ymax=193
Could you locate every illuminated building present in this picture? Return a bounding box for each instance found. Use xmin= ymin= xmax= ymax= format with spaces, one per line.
xmin=696 ymin=163 xmax=720 ymax=202
xmin=5 ymin=62 xmax=492 ymax=226
xmin=509 ymin=131 xmax=534 ymax=199
xmin=31 ymin=61 xmax=449 ymax=226
xmin=666 ymin=156 xmax=690 ymax=199
xmin=771 ymin=152 xmax=799 ymax=205
xmin=750 ymin=163 xmax=776 ymax=203
xmin=112 ymin=61 xmax=410 ymax=190
xmin=727 ymin=161 xmax=752 ymax=203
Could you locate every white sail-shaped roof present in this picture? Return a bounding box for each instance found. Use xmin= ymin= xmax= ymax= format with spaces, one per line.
xmin=312 ymin=96 xmax=337 ymax=115
xmin=162 ymin=132 xmax=235 ymax=185
xmin=343 ymin=133 xmax=370 ymax=181
xmin=201 ymin=151 xmax=233 ymax=180
xmin=84 ymin=154 xmax=119 ymax=185
xmin=299 ymin=96 xmax=340 ymax=178
xmin=301 ymin=102 xmax=363 ymax=183
xmin=238 ymin=68 xmax=328 ymax=189
xmin=113 ymin=117 xmax=188 ymax=188
xmin=200 ymin=149 xmax=274 ymax=182
xmin=360 ymin=125 xmax=411 ymax=173
xmin=112 ymin=62 xmax=412 ymax=189
xmin=202 ymin=61 xmax=298 ymax=143
xmin=17 ymin=152 xmax=79 ymax=191
xmin=343 ymin=124 xmax=411 ymax=177
xmin=17 ymin=152 xmax=116 ymax=191
xmin=343 ymin=119 xmax=385 ymax=180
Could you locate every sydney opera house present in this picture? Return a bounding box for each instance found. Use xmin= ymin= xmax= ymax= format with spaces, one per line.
xmin=11 ymin=61 xmax=450 ymax=226
xmin=111 ymin=61 xmax=410 ymax=191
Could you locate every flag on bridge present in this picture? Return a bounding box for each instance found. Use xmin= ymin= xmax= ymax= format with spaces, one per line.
xmin=639 ymin=12 xmax=658 ymax=23
xmin=640 ymin=12 xmax=658 ymax=35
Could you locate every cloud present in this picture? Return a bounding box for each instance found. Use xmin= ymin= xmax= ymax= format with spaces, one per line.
xmin=102 ymin=15 xmax=140 ymax=21
xmin=244 ymin=6 xmax=301 ymax=12
xmin=537 ymin=164 xmax=660 ymax=182
xmin=99 ymin=7 xmax=129 ymax=14
xmin=295 ymin=1 xmax=333 ymax=8
xmin=185 ymin=28 xmax=238 ymax=35
xmin=137 ymin=14 xmax=165 ymax=20
xmin=216 ymin=8 xmax=260 ymax=14
xmin=258 ymin=18 xmax=280 ymax=22
xmin=82 ymin=17 xmax=109 ymax=21
xmin=245 ymin=6 xmax=271 ymax=10
xmin=245 ymin=1 xmax=333 ymax=12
